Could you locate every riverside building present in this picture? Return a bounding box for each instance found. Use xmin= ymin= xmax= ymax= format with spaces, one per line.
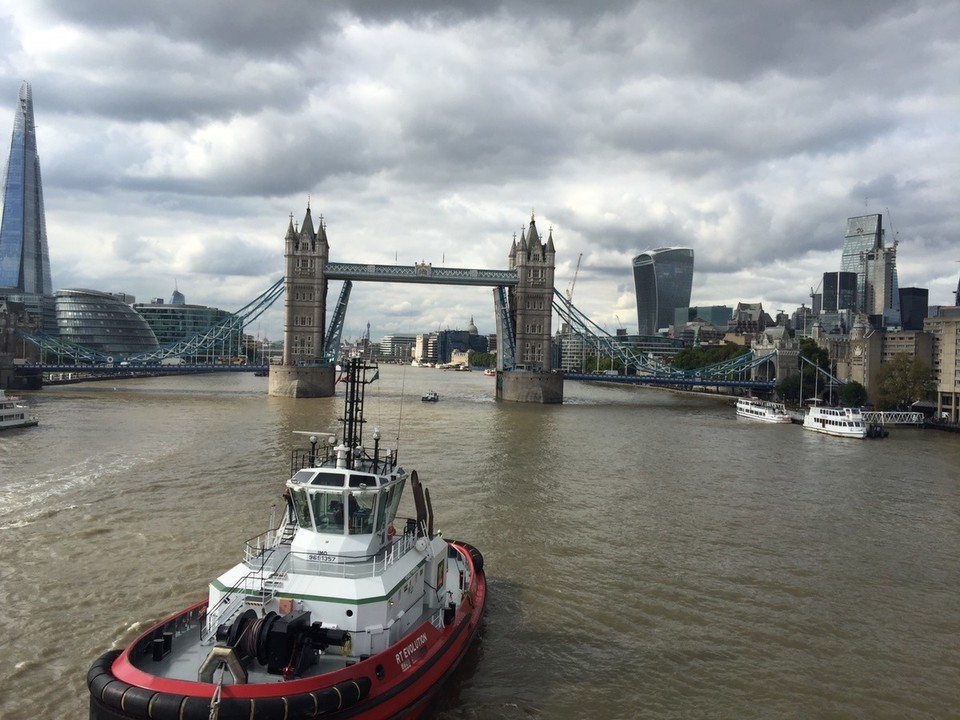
xmin=134 ymin=291 xmax=233 ymax=346
xmin=55 ymin=288 xmax=159 ymax=356
xmin=923 ymin=307 xmax=960 ymax=423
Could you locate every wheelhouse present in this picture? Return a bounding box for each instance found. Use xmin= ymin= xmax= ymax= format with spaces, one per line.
xmin=288 ymin=468 xmax=405 ymax=538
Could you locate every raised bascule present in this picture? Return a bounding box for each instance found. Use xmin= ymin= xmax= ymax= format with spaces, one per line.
xmin=268 ymin=204 xmax=563 ymax=403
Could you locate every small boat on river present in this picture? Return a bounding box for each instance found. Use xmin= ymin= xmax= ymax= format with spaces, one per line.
xmin=802 ymin=403 xmax=867 ymax=439
xmin=735 ymin=397 xmax=791 ymax=424
xmin=87 ymin=358 xmax=486 ymax=720
xmin=0 ymin=389 xmax=39 ymax=430
xmin=421 ymin=390 xmax=439 ymax=402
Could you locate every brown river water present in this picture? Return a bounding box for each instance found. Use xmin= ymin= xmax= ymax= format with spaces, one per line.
xmin=1 ymin=366 xmax=958 ymax=719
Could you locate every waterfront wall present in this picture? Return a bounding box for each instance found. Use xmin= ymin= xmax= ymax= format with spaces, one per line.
xmin=267 ymin=365 xmax=336 ymax=398
xmin=496 ymin=370 xmax=564 ymax=404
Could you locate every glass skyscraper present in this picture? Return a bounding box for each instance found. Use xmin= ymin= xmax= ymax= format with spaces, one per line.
xmin=840 ymin=214 xmax=882 ymax=313
xmin=0 ymin=82 xmax=55 ymax=331
xmin=632 ymin=248 xmax=694 ymax=336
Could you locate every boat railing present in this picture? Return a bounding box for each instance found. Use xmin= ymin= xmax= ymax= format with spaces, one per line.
xmin=241 ymin=529 xmax=419 ymax=580
xmin=285 ymin=532 xmax=418 ymax=578
xmin=201 ymin=568 xmax=279 ymax=644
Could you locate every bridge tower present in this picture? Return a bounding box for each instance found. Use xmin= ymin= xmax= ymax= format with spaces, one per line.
xmin=498 ymin=212 xmax=563 ymax=403
xmin=268 ymin=202 xmax=336 ymax=397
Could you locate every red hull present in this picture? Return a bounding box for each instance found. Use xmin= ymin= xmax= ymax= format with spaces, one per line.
xmin=89 ymin=543 xmax=486 ymax=720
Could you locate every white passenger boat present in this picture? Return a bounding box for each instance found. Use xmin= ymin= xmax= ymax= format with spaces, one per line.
xmin=735 ymin=397 xmax=791 ymax=423
xmin=802 ymin=403 xmax=867 ymax=439
xmin=421 ymin=390 xmax=439 ymax=402
xmin=0 ymin=389 xmax=39 ymax=430
xmin=88 ymin=359 xmax=486 ymax=720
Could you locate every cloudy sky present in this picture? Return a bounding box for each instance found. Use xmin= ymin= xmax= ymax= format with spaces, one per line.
xmin=2 ymin=0 xmax=958 ymax=342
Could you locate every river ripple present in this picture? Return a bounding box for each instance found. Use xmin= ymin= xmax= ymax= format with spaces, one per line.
xmin=1 ymin=367 xmax=958 ymax=719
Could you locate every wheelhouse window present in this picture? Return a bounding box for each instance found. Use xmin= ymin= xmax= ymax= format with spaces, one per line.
xmin=312 ymin=491 xmax=345 ymax=533
xmin=291 ymin=489 xmax=312 ymax=528
xmin=348 ymin=491 xmax=377 ymax=534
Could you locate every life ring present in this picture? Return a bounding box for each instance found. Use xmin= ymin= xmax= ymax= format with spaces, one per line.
xmin=387 ymin=525 xmax=396 ymax=538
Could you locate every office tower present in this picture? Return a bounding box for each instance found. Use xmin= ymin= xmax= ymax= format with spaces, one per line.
xmin=899 ymin=287 xmax=929 ymax=331
xmin=0 ymin=82 xmax=55 ymax=330
xmin=864 ymin=245 xmax=900 ymax=328
xmin=632 ymin=248 xmax=694 ymax=336
xmin=821 ymin=271 xmax=857 ymax=312
xmin=840 ymin=214 xmax=885 ymax=313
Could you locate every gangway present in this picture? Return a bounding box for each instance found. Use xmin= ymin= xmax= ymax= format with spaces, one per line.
xmin=862 ymin=411 xmax=924 ymax=426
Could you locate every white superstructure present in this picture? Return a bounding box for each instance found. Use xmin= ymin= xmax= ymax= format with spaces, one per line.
xmin=0 ymin=390 xmax=38 ymax=430
xmin=736 ymin=397 xmax=791 ymax=423
xmin=802 ymin=404 xmax=867 ymax=439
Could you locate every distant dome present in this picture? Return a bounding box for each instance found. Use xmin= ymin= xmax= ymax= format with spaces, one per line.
xmin=467 ymin=316 xmax=478 ymax=334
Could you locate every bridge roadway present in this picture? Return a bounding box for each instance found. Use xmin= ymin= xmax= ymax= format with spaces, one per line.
xmin=564 ymin=372 xmax=775 ymax=391
xmin=24 ymin=363 xmax=269 ymax=375
xmin=23 ymin=364 xmax=772 ymax=388
xmin=324 ymin=262 xmax=518 ymax=286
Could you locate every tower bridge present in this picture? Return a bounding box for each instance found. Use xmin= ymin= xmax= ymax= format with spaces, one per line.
xmin=270 ymin=205 xmax=558 ymax=402
xmin=10 ymin=204 xmax=787 ymax=400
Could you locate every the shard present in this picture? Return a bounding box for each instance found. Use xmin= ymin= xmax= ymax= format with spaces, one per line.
xmin=0 ymin=82 xmax=55 ymax=330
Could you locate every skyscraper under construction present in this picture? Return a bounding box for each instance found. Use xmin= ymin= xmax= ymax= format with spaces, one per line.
xmin=840 ymin=214 xmax=900 ymax=328
xmin=0 ymin=82 xmax=55 ymax=330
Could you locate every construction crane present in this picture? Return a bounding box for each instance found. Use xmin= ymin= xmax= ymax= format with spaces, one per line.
xmin=563 ymin=253 xmax=583 ymax=335
xmin=566 ymin=253 xmax=582 ymax=306
xmin=810 ymin=276 xmax=823 ymax=306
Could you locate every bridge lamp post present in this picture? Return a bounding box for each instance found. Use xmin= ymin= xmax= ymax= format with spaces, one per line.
xmin=309 ymin=435 xmax=317 ymax=466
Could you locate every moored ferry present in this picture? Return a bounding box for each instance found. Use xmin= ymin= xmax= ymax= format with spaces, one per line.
xmin=0 ymin=389 xmax=39 ymax=430
xmin=735 ymin=397 xmax=791 ymax=424
xmin=802 ymin=404 xmax=867 ymax=439
xmin=87 ymin=359 xmax=486 ymax=720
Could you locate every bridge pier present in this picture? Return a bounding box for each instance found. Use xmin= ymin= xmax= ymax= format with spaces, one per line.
xmin=496 ymin=370 xmax=564 ymax=404
xmin=267 ymin=365 xmax=336 ymax=398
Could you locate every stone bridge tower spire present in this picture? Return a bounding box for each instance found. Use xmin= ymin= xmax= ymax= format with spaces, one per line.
xmin=270 ymin=201 xmax=336 ymax=397
xmin=281 ymin=201 xmax=328 ymax=365
xmin=498 ymin=211 xmax=563 ymax=403
xmin=508 ymin=211 xmax=556 ymax=370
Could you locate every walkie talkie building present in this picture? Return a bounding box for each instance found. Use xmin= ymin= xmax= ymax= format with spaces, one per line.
xmin=632 ymin=248 xmax=694 ymax=336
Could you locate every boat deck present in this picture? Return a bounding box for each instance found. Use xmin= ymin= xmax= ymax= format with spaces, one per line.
xmin=139 ymin=621 xmax=355 ymax=684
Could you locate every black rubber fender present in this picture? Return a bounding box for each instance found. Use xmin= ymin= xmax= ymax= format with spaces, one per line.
xmin=142 ymin=691 xmax=188 ymax=719
xmin=468 ymin=546 xmax=484 ymax=574
xmin=116 ymin=684 xmax=158 ymax=716
xmin=98 ymin=678 xmax=134 ymax=710
xmin=87 ymin=650 xmax=121 ymax=689
xmin=452 ymin=541 xmax=485 ymax=574
xmin=88 ymin=651 xmax=371 ymax=720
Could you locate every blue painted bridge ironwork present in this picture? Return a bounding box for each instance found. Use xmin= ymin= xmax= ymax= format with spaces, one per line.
xmin=563 ymin=372 xmax=775 ymax=391
xmin=324 ymin=262 xmax=518 ymax=286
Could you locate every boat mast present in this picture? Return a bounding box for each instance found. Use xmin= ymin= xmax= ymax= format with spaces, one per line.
xmin=339 ymin=357 xmax=374 ymax=469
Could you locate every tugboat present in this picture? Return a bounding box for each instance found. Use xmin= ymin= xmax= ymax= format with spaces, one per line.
xmin=87 ymin=358 xmax=486 ymax=720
